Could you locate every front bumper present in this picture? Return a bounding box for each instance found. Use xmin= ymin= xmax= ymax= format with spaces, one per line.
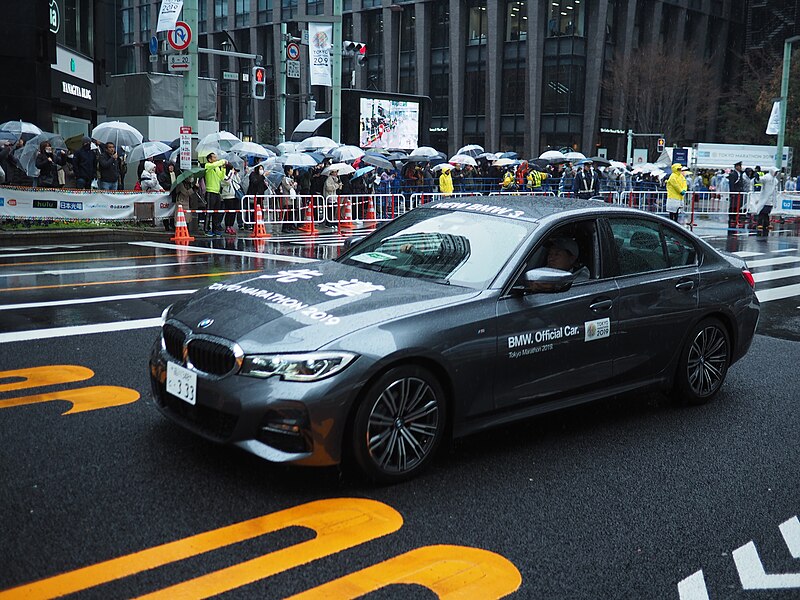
xmin=149 ymin=338 xmax=359 ymax=467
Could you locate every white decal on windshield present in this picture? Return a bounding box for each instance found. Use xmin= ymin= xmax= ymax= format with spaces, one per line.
xmin=318 ymin=279 xmax=386 ymax=297
xmin=432 ymin=202 xmax=525 ymax=219
xmin=258 ymin=269 xmax=324 ymax=283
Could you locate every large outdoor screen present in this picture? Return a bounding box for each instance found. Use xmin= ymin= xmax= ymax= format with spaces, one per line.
xmin=359 ymin=98 xmax=420 ymax=150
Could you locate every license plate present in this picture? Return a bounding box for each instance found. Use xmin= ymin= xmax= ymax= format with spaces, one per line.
xmin=166 ymin=361 xmax=197 ymax=405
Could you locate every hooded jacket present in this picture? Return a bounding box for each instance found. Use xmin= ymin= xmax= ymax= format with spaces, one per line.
xmin=439 ymin=169 xmax=454 ymax=194
xmin=140 ymin=160 xmax=163 ymax=192
xmin=749 ymin=168 xmax=778 ymax=214
xmin=666 ymin=163 xmax=688 ymax=213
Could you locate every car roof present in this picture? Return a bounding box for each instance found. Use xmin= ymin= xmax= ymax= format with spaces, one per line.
xmin=423 ymin=195 xmax=639 ymax=223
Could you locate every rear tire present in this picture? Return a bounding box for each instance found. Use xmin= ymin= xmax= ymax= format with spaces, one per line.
xmin=351 ymin=365 xmax=446 ymax=484
xmin=672 ymin=318 xmax=730 ymax=405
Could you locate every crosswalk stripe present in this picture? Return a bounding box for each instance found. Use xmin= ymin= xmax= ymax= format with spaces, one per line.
xmin=0 ymin=290 xmax=195 ymax=311
xmin=756 ymin=283 xmax=800 ymax=303
xmin=0 ymin=318 xmax=163 ymax=344
xmin=746 ymin=256 xmax=800 ymax=268
xmin=0 ymin=259 xmax=209 ymax=278
xmin=752 ymin=267 xmax=800 ymax=283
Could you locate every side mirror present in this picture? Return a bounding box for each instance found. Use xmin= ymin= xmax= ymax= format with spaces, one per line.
xmin=515 ymin=267 xmax=576 ymax=294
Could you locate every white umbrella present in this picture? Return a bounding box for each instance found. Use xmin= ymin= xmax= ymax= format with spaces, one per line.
xmin=277 ymin=141 xmax=299 ymax=154
xmin=432 ymin=163 xmax=453 ymax=172
xmin=477 ymin=152 xmax=500 ymax=160
xmin=322 ymin=162 xmax=355 ymax=175
xmin=126 ymin=141 xmax=172 ymax=163
xmin=564 ymin=151 xmax=586 ymax=161
xmin=14 ymin=133 xmax=67 ymax=177
xmin=0 ymin=120 xmax=43 ymax=141
xmin=217 ymin=151 xmax=245 ymax=171
xmin=492 ymin=158 xmax=516 ymax=167
xmin=196 ymin=131 xmax=241 ymax=156
xmin=91 ymin=121 xmax=143 ymax=148
xmin=281 ymin=152 xmax=320 ymax=167
xmin=539 ymin=150 xmax=565 ymax=160
xmin=456 ymin=144 xmax=484 ymax=157
xmin=329 ymin=145 xmax=365 ymax=162
xmin=298 ymin=136 xmax=338 ymax=152
xmin=449 ymin=154 xmax=478 ymax=167
xmin=410 ymin=146 xmax=441 ymax=157
xmin=230 ymin=141 xmax=274 ymax=158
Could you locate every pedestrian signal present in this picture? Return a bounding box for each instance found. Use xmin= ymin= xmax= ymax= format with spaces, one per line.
xmin=251 ymin=66 xmax=266 ymax=100
xmin=657 ymin=137 xmax=665 ymax=152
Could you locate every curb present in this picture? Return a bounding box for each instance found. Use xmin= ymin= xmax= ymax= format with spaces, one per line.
xmin=0 ymin=228 xmax=177 ymax=246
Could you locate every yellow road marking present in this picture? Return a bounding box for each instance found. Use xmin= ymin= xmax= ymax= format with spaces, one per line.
xmin=0 ymin=253 xmax=182 ymax=268
xmin=0 ymin=270 xmax=261 ymax=292
xmin=0 ymin=499 xmax=403 ymax=600
xmin=0 ymin=386 xmax=140 ymax=414
xmin=288 ymin=544 xmax=523 ymax=599
xmin=0 ymin=365 xmax=93 ymax=392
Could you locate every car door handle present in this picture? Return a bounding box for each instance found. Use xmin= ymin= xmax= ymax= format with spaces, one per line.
xmin=589 ymin=299 xmax=613 ymax=312
xmin=675 ymin=279 xmax=695 ymax=291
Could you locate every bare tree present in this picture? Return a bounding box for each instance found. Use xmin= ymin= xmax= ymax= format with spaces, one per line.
xmin=602 ymin=44 xmax=719 ymax=146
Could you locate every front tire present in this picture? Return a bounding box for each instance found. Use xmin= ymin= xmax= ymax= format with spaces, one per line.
xmin=351 ymin=365 xmax=446 ymax=484
xmin=673 ymin=318 xmax=730 ymax=405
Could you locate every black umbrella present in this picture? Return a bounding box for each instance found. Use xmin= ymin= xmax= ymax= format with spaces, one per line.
xmin=588 ymin=156 xmax=613 ymax=167
xmin=402 ymin=156 xmax=433 ymax=164
xmin=362 ymin=153 xmax=394 ymax=170
xmin=262 ymin=144 xmax=281 ymax=156
xmin=499 ymin=151 xmax=518 ymax=159
xmin=530 ymin=159 xmax=550 ymax=170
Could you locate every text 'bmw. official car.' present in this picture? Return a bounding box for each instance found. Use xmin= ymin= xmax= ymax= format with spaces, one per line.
xmin=150 ymin=197 xmax=759 ymax=483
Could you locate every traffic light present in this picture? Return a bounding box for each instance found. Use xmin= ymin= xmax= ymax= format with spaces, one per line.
xmin=657 ymin=137 xmax=665 ymax=152
xmin=251 ymin=66 xmax=266 ymax=100
xmin=343 ymin=41 xmax=367 ymax=66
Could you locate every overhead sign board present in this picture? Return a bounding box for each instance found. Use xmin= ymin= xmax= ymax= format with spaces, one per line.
xmin=222 ymin=71 xmax=239 ymax=81
xmin=168 ymin=21 xmax=192 ymax=51
xmin=168 ymin=54 xmax=191 ymax=72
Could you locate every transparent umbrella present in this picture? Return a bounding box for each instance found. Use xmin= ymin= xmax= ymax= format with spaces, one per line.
xmin=230 ymin=141 xmax=274 ymax=158
xmin=298 ymin=136 xmax=338 ymax=152
xmin=539 ymin=150 xmax=565 ymax=160
xmin=126 ymin=141 xmax=172 ymax=164
xmin=281 ymin=152 xmax=320 ymax=167
xmin=456 ymin=144 xmax=484 ymax=157
xmin=91 ymin=121 xmax=143 ymax=148
xmin=277 ymin=141 xmax=299 ymax=154
xmin=564 ymin=151 xmax=586 ymax=161
xmin=410 ymin=146 xmax=441 ymax=157
xmin=329 ymin=145 xmax=364 ymax=162
xmin=196 ymin=131 xmax=241 ymax=157
xmin=449 ymin=154 xmax=478 ymax=167
xmin=14 ymin=133 xmax=67 ymax=177
xmin=0 ymin=120 xmax=43 ymax=141
xmin=322 ymin=162 xmax=355 ymax=175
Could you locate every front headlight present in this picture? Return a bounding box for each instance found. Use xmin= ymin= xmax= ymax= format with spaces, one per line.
xmin=240 ymin=352 xmax=357 ymax=382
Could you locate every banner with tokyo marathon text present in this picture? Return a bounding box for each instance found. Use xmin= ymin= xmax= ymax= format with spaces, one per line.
xmin=0 ymin=187 xmax=175 ymax=221
xmin=309 ymin=23 xmax=333 ymax=87
xmin=775 ymin=192 xmax=800 ymax=217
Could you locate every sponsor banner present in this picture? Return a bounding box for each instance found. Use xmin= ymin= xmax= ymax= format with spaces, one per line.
xmin=309 ymin=23 xmax=333 ymax=87
xmin=775 ymin=191 xmax=800 ymax=216
xmin=0 ymin=187 xmax=174 ymax=220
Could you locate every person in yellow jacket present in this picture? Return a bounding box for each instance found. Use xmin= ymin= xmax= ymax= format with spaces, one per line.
xmin=204 ymin=152 xmax=229 ymax=236
xmin=439 ymin=165 xmax=454 ymax=195
xmin=500 ymin=169 xmax=516 ymax=191
xmin=665 ymin=163 xmax=688 ymax=222
xmin=527 ymin=169 xmax=548 ymax=190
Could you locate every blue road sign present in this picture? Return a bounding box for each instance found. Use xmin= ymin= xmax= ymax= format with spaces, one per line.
xmin=149 ymin=36 xmax=158 ymax=56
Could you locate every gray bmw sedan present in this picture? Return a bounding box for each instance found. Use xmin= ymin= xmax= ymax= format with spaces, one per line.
xmin=150 ymin=196 xmax=759 ymax=483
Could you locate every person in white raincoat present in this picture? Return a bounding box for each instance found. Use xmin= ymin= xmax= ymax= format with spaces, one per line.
xmin=749 ymin=166 xmax=778 ymax=237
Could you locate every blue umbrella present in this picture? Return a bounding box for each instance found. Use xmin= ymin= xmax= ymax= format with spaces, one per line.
xmin=353 ymin=165 xmax=375 ymax=179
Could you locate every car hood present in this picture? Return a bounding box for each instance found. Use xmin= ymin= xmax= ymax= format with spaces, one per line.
xmin=169 ymin=261 xmax=480 ymax=352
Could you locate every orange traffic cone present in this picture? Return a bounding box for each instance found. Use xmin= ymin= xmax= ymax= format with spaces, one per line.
xmin=365 ymin=196 xmax=377 ymax=230
xmin=171 ymin=205 xmax=195 ymax=242
xmin=253 ymin=237 xmax=266 ymax=254
xmin=253 ymin=202 xmax=270 ymax=239
xmin=338 ymin=196 xmax=354 ymax=230
xmin=298 ymin=199 xmax=319 ymax=235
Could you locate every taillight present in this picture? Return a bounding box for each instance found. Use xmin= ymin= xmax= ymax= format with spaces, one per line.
xmin=742 ymin=269 xmax=755 ymax=289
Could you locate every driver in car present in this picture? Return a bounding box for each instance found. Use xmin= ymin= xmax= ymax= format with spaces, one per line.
xmin=527 ymin=237 xmax=590 ymax=292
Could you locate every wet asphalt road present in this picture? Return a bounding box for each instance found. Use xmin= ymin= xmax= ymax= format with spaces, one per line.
xmin=1 ymin=222 xmax=799 ymax=599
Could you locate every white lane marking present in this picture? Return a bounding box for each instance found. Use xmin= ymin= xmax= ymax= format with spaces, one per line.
xmin=130 ymin=241 xmax=317 ymax=263
xmin=0 ymin=289 xmax=195 ymax=311
xmin=756 ymin=283 xmax=800 ymax=303
xmin=780 ymin=516 xmax=800 ymax=558
xmin=0 ymin=250 xmax=108 ymax=259
xmin=677 ymin=570 xmax=710 ymax=600
xmin=0 ymin=318 xmax=162 ymax=344
xmin=732 ymin=251 xmax=763 ymax=258
xmin=752 ymin=266 xmax=800 ymax=283
xmin=0 ymin=260 xmax=209 ymax=278
xmin=746 ymin=256 xmax=800 ymax=268
xmin=732 ymin=540 xmax=800 ymax=590
xmin=772 ymin=248 xmax=798 ymax=253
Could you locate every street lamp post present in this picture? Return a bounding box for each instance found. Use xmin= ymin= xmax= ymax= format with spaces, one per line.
xmin=776 ymin=35 xmax=800 ymax=170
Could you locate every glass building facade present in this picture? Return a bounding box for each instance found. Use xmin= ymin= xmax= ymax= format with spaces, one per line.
xmin=109 ymin=0 xmax=743 ymax=156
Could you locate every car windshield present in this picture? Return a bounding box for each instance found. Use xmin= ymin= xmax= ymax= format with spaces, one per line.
xmin=337 ymin=207 xmax=534 ymax=289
